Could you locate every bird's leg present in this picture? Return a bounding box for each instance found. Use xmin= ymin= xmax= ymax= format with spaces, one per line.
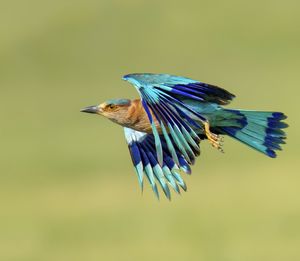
xmin=204 ymin=121 xmax=224 ymax=152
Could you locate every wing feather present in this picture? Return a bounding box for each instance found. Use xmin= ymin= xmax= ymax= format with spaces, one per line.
xmin=124 ymin=73 xmax=224 ymax=165
xmin=124 ymin=128 xmax=195 ymax=199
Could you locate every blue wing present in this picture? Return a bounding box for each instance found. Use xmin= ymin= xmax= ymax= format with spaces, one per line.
xmin=124 ymin=128 xmax=193 ymax=200
xmin=123 ymin=73 xmax=234 ymax=166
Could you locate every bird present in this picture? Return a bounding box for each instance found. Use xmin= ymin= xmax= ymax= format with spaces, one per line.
xmin=81 ymin=73 xmax=288 ymax=200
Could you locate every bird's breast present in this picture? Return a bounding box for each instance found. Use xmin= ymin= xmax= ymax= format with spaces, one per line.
xmin=126 ymin=99 xmax=161 ymax=134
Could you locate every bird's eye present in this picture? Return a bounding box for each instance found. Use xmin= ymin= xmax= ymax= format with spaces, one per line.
xmin=107 ymin=104 xmax=116 ymax=110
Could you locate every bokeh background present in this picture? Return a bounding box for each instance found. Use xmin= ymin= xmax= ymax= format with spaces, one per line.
xmin=0 ymin=0 xmax=299 ymax=260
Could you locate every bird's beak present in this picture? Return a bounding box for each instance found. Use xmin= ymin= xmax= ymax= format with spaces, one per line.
xmin=80 ymin=105 xmax=101 ymax=114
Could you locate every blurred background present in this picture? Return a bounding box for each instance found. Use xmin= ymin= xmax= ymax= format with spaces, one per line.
xmin=0 ymin=0 xmax=299 ymax=260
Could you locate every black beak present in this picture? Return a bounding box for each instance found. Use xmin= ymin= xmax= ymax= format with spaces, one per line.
xmin=80 ymin=105 xmax=99 ymax=114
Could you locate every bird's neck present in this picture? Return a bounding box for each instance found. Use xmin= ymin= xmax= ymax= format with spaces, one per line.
xmin=118 ymin=99 xmax=155 ymax=133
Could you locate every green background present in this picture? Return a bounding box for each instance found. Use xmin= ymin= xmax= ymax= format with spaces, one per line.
xmin=0 ymin=0 xmax=299 ymax=260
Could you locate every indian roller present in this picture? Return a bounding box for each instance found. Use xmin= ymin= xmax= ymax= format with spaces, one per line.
xmin=81 ymin=73 xmax=288 ymax=199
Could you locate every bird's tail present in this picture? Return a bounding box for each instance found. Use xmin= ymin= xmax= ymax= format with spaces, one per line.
xmin=215 ymin=109 xmax=288 ymax=157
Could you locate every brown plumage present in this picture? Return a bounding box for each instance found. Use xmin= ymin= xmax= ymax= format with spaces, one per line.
xmin=95 ymin=99 xmax=160 ymax=133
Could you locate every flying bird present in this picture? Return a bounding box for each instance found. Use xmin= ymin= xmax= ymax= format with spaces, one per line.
xmin=81 ymin=73 xmax=288 ymax=199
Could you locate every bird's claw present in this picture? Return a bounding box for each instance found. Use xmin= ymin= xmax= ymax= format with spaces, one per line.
xmin=204 ymin=122 xmax=224 ymax=153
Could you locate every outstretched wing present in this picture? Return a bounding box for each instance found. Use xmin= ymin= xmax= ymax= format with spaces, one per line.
xmin=123 ymin=73 xmax=235 ymax=166
xmin=124 ymin=127 xmax=193 ymax=199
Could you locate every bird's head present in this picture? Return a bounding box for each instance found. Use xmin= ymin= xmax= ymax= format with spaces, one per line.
xmin=81 ymin=99 xmax=132 ymax=124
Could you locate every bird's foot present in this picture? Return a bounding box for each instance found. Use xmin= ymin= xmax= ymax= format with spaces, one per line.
xmin=204 ymin=122 xmax=224 ymax=152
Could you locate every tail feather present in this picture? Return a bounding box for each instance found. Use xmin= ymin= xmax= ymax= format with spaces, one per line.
xmin=218 ymin=109 xmax=288 ymax=158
